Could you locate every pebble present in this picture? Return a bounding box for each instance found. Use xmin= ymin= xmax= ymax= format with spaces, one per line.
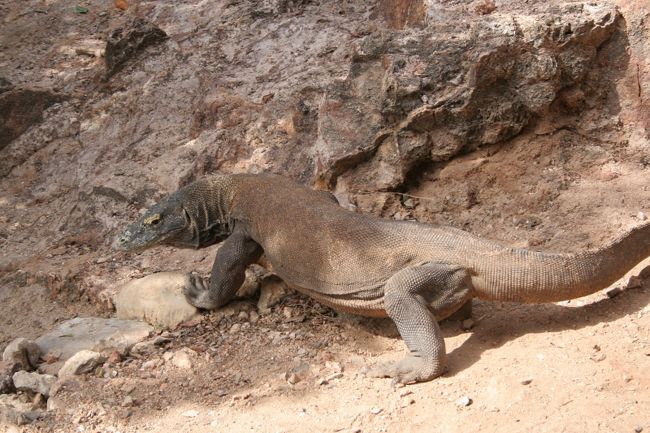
xmin=461 ymin=318 xmax=475 ymax=331
xmin=606 ymin=287 xmax=623 ymax=298
xmin=520 ymin=378 xmax=533 ymax=385
xmin=285 ymin=372 xmax=300 ymax=384
xmin=121 ymin=396 xmax=134 ymax=407
xmin=229 ymin=323 xmax=241 ymax=334
xmin=370 ymin=407 xmax=383 ymax=415
xmin=141 ymin=359 xmax=162 ymax=370
xmin=637 ymin=211 xmax=647 ymax=221
xmin=171 ymin=349 xmax=195 ymax=369
xmin=634 ymin=427 xmax=643 ymax=433
xmin=181 ymin=409 xmax=199 ymax=418
xmin=456 ymin=396 xmax=473 ymax=407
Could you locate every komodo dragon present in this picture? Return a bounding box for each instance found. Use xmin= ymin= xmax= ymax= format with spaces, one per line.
xmin=117 ymin=173 xmax=650 ymax=383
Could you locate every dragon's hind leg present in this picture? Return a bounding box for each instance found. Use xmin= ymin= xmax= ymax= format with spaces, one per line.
xmin=369 ymin=262 xmax=473 ymax=384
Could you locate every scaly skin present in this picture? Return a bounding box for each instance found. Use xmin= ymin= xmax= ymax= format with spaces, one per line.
xmin=117 ymin=173 xmax=650 ymax=383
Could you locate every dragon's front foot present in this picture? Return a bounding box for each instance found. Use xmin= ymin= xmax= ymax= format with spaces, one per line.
xmin=368 ymin=355 xmax=445 ymax=384
xmin=182 ymin=273 xmax=219 ymax=310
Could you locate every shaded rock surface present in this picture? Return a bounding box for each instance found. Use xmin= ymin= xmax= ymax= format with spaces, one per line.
xmin=0 ymin=87 xmax=63 ymax=150
xmin=115 ymin=272 xmax=200 ymax=329
xmin=105 ymin=17 xmax=168 ymax=77
xmin=2 ymin=338 xmax=41 ymax=372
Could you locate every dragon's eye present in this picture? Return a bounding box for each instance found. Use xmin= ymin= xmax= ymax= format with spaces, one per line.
xmin=144 ymin=214 xmax=161 ymax=225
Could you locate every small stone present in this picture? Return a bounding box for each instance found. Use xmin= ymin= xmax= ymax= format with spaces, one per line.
xmin=456 ymin=396 xmax=473 ymax=407
xmin=141 ymin=359 xmax=161 ymax=370
xmin=229 ymin=323 xmax=241 ymax=334
xmin=171 ymin=349 xmax=195 ymax=369
xmin=249 ymin=311 xmax=260 ymax=324
xmin=121 ymin=395 xmax=135 ymax=407
xmin=370 ymin=407 xmax=383 ymax=414
xmin=107 ymin=351 xmax=122 ymax=364
xmin=182 ymin=409 xmax=199 ymax=418
xmin=520 ymin=378 xmax=533 ymax=385
xmin=2 ymin=338 xmax=41 ymax=371
xmin=12 ymin=371 xmax=56 ymax=397
xmin=285 ymin=372 xmax=300 ymax=385
xmin=634 ymin=426 xmax=643 ymax=433
xmin=461 ymin=318 xmax=475 ymax=331
xmin=58 ymin=350 xmax=106 ymax=378
xmin=325 ymin=361 xmax=343 ymax=373
xmin=637 ymin=211 xmax=647 ymax=221
xmin=606 ymin=287 xmax=623 ymax=298
xmin=237 ymin=311 xmax=249 ymax=321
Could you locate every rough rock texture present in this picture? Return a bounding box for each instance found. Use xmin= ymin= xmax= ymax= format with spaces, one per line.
xmin=2 ymin=338 xmax=41 ymax=371
xmin=35 ymin=318 xmax=152 ymax=364
xmin=0 ymin=394 xmax=42 ymax=426
xmin=11 ymin=371 xmax=56 ymax=397
xmin=115 ymin=272 xmax=200 ymax=329
xmin=0 ymin=87 xmax=63 ymax=150
xmin=57 ymin=350 xmax=106 ymax=379
xmin=104 ymin=17 xmax=168 ymax=77
xmin=0 ymin=361 xmax=15 ymax=394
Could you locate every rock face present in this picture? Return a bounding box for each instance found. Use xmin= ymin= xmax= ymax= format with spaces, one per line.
xmin=114 ymin=272 xmax=200 ymax=329
xmin=316 ymin=3 xmax=620 ymax=190
xmin=0 ymin=87 xmax=62 ymax=150
xmin=35 ymin=318 xmax=153 ymax=364
xmin=104 ymin=17 xmax=168 ymax=77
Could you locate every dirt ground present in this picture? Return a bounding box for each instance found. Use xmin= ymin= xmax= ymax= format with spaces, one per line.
xmin=1 ymin=0 xmax=650 ymax=432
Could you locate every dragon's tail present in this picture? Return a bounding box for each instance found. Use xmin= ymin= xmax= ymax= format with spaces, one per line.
xmin=471 ymin=221 xmax=650 ymax=303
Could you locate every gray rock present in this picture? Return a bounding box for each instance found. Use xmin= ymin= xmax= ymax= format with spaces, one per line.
xmin=57 ymin=350 xmax=106 ymax=378
xmin=0 ymin=394 xmax=42 ymax=426
xmin=2 ymin=338 xmax=41 ymax=371
xmin=35 ymin=317 xmax=152 ymax=369
xmin=115 ymin=272 xmax=200 ymax=329
xmin=0 ymin=361 xmax=16 ymax=394
xmin=11 ymin=371 xmax=56 ymax=397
